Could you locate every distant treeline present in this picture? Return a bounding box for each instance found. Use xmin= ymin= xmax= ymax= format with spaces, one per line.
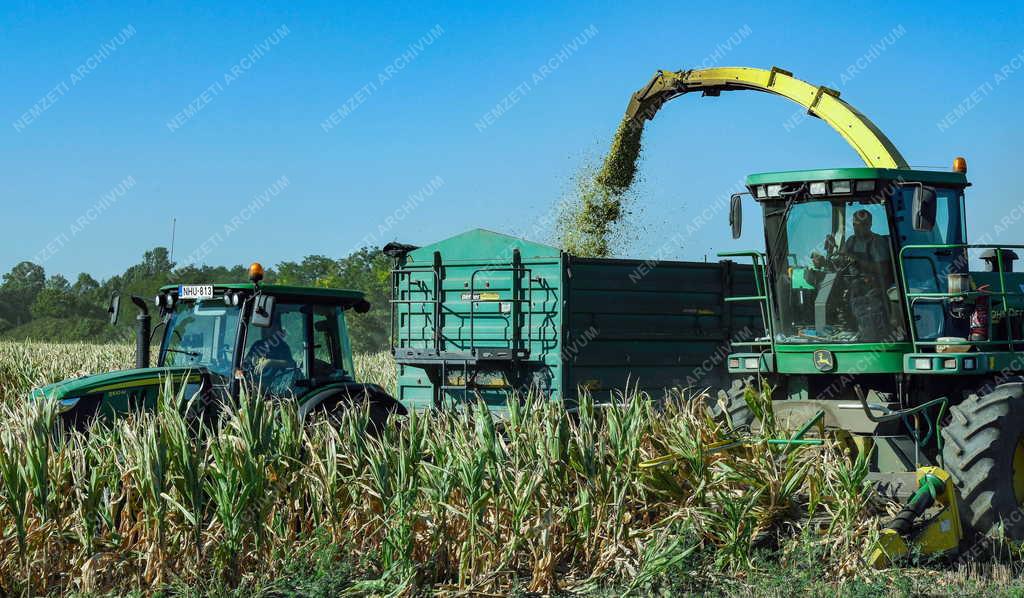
xmin=0 ymin=247 xmax=392 ymax=353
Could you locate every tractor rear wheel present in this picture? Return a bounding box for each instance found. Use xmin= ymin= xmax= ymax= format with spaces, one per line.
xmin=709 ymin=377 xmax=755 ymax=431
xmin=942 ymin=382 xmax=1024 ymax=539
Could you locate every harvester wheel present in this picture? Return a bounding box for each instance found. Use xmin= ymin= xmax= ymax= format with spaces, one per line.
xmin=942 ymin=382 xmax=1024 ymax=539
xmin=710 ymin=377 xmax=755 ymax=431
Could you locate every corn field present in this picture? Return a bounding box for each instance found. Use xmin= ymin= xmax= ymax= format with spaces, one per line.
xmin=0 ymin=340 xmax=1017 ymax=596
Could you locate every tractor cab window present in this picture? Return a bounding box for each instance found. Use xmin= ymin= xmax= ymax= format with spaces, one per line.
xmin=766 ymin=196 xmax=906 ymax=343
xmin=311 ymin=305 xmax=355 ymax=382
xmin=242 ymin=302 xmax=309 ymax=396
xmin=161 ymin=300 xmax=242 ymax=378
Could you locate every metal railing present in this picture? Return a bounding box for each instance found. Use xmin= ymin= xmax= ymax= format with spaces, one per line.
xmin=898 ymin=243 xmax=1024 ymax=352
xmin=467 ymin=264 xmax=534 ymax=357
xmin=717 ymin=250 xmax=774 ymax=347
xmin=390 ymin=249 xmax=537 ymax=360
xmin=390 ymin=267 xmax=441 ymax=352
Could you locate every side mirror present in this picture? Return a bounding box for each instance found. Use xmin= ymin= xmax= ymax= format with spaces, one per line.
xmin=729 ymin=194 xmax=743 ymax=239
xmin=912 ymin=186 xmax=937 ymax=232
xmin=354 ymin=299 xmax=371 ymax=313
xmin=251 ymin=295 xmax=276 ymax=328
xmin=107 ymin=293 xmax=120 ymax=325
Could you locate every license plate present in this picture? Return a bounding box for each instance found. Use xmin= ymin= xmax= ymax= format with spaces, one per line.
xmin=178 ymin=284 xmax=215 ymax=300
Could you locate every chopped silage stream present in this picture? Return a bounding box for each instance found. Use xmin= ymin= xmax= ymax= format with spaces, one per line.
xmin=559 ymin=119 xmax=645 ymax=257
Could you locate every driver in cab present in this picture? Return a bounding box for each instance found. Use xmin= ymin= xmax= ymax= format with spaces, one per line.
xmin=243 ymin=312 xmax=298 ymax=393
xmin=812 ymin=209 xmax=892 ymax=340
xmin=828 ymin=209 xmax=890 ymax=280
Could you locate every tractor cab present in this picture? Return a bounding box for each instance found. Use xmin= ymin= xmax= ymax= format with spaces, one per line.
xmin=156 ymin=281 xmax=364 ymax=400
xmin=724 ymin=163 xmax=978 ymax=379
xmin=31 ymin=263 xmax=403 ymax=428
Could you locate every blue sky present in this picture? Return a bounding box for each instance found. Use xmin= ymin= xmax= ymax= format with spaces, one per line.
xmin=3 ymin=1 xmax=1023 ymax=279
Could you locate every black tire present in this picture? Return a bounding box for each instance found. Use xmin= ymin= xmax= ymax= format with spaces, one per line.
xmin=709 ymin=377 xmax=756 ymax=431
xmin=942 ymin=382 xmax=1024 ymax=539
xmin=311 ymin=385 xmax=405 ymax=435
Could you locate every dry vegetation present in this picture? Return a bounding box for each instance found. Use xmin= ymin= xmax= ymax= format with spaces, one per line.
xmin=0 ymin=341 xmax=1021 ymax=596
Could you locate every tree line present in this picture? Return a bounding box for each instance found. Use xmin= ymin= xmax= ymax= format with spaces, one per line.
xmin=0 ymin=247 xmax=393 ymax=353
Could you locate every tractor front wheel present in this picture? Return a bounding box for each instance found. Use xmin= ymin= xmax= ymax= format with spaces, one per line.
xmin=942 ymin=382 xmax=1024 ymax=539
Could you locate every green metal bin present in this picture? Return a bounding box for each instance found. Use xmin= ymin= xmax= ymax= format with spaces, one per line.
xmin=388 ymin=229 xmax=762 ymax=411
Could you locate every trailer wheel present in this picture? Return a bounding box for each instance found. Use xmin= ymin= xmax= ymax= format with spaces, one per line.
xmin=942 ymin=382 xmax=1024 ymax=539
xmin=709 ymin=377 xmax=755 ymax=431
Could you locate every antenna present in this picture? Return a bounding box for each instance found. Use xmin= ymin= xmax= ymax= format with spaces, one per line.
xmin=169 ymin=217 xmax=176 ymax=263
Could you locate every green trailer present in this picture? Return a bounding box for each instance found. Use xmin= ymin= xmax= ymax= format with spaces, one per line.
xmin=385 ymin=229 xmax=763 ymax=411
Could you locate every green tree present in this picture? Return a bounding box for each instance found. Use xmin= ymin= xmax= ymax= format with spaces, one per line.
xmin=324 ymin=248 xmax=391 ymax=353
xmin=275 ymin=256 xmax=336 ymax=286
xmin=0 ymin=262 xmax=46 ymax=326
xmin=275 ymin=249 xmax=392 ymax=352
xmin=1 ymin=246 xmax=393 ymax=351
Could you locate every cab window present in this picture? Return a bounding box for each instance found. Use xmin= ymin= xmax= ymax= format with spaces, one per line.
xmin=311 ymin=304 xmax=355 ymax=381
xmin=241 ymin=302 xmax=309 ymax=395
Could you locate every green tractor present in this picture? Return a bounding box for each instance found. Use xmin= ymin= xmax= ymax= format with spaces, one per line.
xmin=722 ymin=159 xmax=1024 ymax=554
xmin=31 ymin=263 xmax=405 ymax=429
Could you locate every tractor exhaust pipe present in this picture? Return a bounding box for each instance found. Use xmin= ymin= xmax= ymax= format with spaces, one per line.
xmin=130 ymin=296 xmax=151 ymax=369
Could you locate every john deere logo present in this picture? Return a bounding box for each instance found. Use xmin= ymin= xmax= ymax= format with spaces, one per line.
xmin=813 ymin=350 xmax=835 ymax=372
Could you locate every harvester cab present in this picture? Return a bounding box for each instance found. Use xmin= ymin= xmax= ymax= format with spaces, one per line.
xmin=32 ymin=263 xmax=404 ymax=429
xmin=616 ymin=64 xmax=1024 ymax=558
xmin=723 ymin=160 xmax=1024 ymax=555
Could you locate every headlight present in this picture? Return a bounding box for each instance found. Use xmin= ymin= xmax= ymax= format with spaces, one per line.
xmin=57 ymin=397 xmax=81 ymax=413
xmin=831 ymin=180 xmax=852 ymax=194
xmin=766 ymin=184 xmax=782 ymax=198
xmin=744 ymin=357 xmax=760 ymax=370
xmin=809 ymin=182 xmax=827 ymax=195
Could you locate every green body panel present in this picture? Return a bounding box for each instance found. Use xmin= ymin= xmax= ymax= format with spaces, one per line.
xmin=31 ymin=365 xmax=357 ymax=418
xmin=746 ymin=168 xmax=968 ymax=187
xmin=30 ymin=366 xmax=202 ymax=402
xmin=30 ymin=366 xmax=205 ymax=419
xmin=903 ymin=352 xmax=1022 ymax=375
xmin=728 ymin=344 xmax=911 ymax=375
xmin=565 ymin=257 xmax=762 ymax=397
xmin=393 ymin=229 xmax=763 ymax=411
xmin=773 ymin=343 xmax=912 ymax=374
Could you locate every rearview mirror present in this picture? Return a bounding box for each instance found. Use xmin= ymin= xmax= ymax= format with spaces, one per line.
xmin=251 ymin=295 xmax=276 ymax=328
xmin=729 ymin=194 xmax=743 ymax=239
xmin=107 ymin=293 xmax=120 ymax=325
xmin=912 ymin=186 xmax=937 ymax=232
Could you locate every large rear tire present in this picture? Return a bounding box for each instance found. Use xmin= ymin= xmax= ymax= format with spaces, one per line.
xmin=942 ymin=382 xmax=1024 ymax=539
